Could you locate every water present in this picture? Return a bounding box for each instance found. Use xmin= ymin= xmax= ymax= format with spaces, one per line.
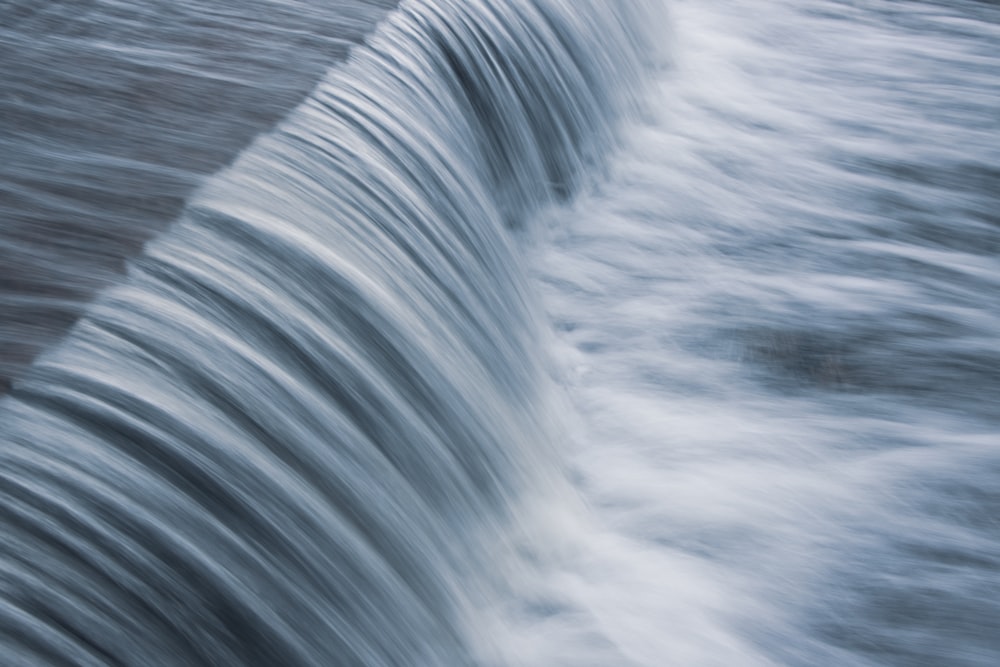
xmin=502 ymin=2 xmax=1000 ymax=664
xmin=2 ymin=0 xmax=999 ymax=665
xmin=0 ymin=0 xmax=395 ymax=390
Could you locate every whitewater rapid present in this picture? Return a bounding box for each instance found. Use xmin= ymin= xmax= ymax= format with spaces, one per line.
xmin=493 ymin=1 xmax=1000 ymax=665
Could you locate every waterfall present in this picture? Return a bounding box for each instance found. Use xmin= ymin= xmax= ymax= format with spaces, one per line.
xmin=0 ymin=1 xmax=658 ymax=664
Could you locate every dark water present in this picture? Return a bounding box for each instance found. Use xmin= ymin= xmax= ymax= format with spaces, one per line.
xmin=2 ymin=0 xmax=999 ymax=665
xmin=0 ymin=0 xmax=395 ymax=390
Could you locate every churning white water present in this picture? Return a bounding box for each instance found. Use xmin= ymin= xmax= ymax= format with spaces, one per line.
xmin=484 ymin=1 xmax=1000 ymax=665
xmin=1 ymin=0 xmax=997 ymax=665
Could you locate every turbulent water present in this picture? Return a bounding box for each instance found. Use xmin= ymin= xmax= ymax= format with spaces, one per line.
xmin=2 ymin=0 xmax=999 ymax=665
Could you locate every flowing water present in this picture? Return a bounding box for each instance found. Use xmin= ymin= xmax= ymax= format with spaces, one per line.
xmin=0 ymin=0 xmax=395 ymax=390
xmin=2 ymin=0 xmax=998 ymax=665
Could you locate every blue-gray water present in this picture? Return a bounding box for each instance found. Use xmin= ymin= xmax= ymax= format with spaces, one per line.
xmin=2 ymin=0 xmax=998 ymax=665
xmin=0 ymin=0 xmax=395 ymax=390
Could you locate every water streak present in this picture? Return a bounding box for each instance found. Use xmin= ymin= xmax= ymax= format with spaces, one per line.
xmin=0 ymin=1 xmax=657 ymax=664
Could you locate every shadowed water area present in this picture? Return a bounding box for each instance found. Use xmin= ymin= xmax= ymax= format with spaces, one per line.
xmin=0 ymin=0 xmax=396 ymax=391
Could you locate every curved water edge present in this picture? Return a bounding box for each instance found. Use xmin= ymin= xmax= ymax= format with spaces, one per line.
xmin=0 ymin=0 xmax=661 ymax=664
